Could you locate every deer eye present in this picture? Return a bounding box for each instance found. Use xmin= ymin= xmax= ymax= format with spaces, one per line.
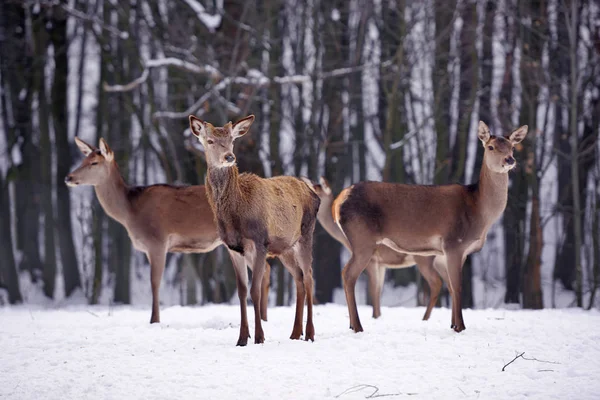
xmin=206 ymin=139 xmax=214 ymax=145
xmin=91 ymin=162 xmax=98 ymax=166
xmin=488 ymin=146 xmax=494 ymax=151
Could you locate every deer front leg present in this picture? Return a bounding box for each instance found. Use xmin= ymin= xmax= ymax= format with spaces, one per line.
xmin=260 ymin=261 xmax=271 ymax=322
xmin=229 ymin=250 xmax=250 ymax=346
xmin=148 ymin=248 xmax=167 ymax=324
xmin=445 ymin=252 xmax=466 ymax=333
xmin=250 ymin=244 xmax=267 ymax=344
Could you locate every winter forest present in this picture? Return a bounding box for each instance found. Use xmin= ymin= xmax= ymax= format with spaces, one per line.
xmin=0 ymin=0 xmax=599 ymax=314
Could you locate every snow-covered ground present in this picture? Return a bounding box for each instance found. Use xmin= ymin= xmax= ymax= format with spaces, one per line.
xmin=1 ymin=305 xmax=599 ymax=400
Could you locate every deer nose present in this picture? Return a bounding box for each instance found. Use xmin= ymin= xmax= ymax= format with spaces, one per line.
xmin=224 ymin=154 xmax=235 ymax=163
xmin=64 ymin=175 xmax=73 ymax=183
xmin=505 ymin=157 xmax=515 ymax=165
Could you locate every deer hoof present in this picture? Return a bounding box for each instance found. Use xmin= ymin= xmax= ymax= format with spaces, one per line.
xmin=305 ymin=327 xmax=315 ymax=342
xmin=290 ymin=330 xmax=303 ymax=340
xmin=451 ymin=324 xmax=466 ymax=333
xmin=254 ymin=335 xmax=265 ymax=344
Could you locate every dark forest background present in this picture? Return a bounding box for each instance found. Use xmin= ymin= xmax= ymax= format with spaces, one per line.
xmin=0 ymin=0 xmax=598 ymax=311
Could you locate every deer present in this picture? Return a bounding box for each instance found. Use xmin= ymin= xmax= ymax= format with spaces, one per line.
xmin=302 ymin=176 xmax=441 ymax=321
xmin=65 ymin=137 xmax=270 ymax=325
xmin=334 ymin=121 xmax=528 ymax=333
xmin=188 ymin=114 xmax=320 ymax=346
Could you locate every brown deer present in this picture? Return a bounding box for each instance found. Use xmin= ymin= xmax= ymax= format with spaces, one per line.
xmin=65 ymin=137 xmax=270 ymax=324
xmin=188 ymin=114 xmax=320 ymax=346
xmin=335 ymin=122 xmax=528 ymax=333
xmin=302 ymin=176 xmax=441 ymax=320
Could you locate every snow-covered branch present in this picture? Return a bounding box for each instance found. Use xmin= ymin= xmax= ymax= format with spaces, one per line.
xmin=179 ymin=0 xmax=222 ymax=32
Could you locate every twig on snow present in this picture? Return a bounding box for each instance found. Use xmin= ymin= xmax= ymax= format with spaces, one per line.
xmin=502 ymin=352 xmax=525 ymax=371
xmin=335 ymin=384 xmax=414 ymax=399
xmin=521 ymin=355 xmax=561 ymax=365
xmin=502 ymin=352 xmax=561 ymax=372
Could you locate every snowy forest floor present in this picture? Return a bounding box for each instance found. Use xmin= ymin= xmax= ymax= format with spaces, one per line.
xmin=1 ymin=305 xmax=600 ymax=400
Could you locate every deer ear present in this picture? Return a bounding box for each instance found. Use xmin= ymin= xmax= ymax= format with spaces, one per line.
xmin=75 ymin=137 xmax=95 ymax=156
xmin=189 ymin=115 xmax=210 ymax=139
xmin=478 ymin=121 xmax=491 ymax=144
xmin=231 ymin=115 xmax=255 ymax=139
xmin=98 ymin=138 xmax=114 ymax=162
xmin=318 ymin=176 xmax=332 ymax=195
xmin=508 ymin=125 xmax=528 ymax=145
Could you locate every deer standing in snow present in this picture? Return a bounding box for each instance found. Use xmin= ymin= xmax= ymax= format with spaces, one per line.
xmin=65 ymin=138 xmax=270 ymax=324
xmin=334 ymin=122 xmax=527 ymax=333
xmin=303 ymin=176 xmax=441 ymax=320
xmin=189 ymin=114 xmax=320 ymax=346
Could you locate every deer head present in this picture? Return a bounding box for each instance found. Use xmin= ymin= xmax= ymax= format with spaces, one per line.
xmin=301 ymin=176 xmax=333 ymax=202
xmin=65 ymin=137 xmax=115 ymax=187
xmin=188 ymin=115 xmax=255 ymax=168
xmin=478 ymin=121 xmax=528 ymax=173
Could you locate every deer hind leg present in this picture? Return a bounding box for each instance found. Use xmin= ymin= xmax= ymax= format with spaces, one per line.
xmin=366 ymin=259 xmax=383 ymax=319
xmin=342 ymin=237 xmax=376 ymax=333
xmin=296 ymin=233 xmax=316 ymax=341
xmin=148 ymin=248 xmax=167 ymax=324
xmin=416 ymin=256 xmax=442 ymax=321
xmin=444 ymin=251 xmax=466 ymax=332
xmin=249 ymin=244 xmax=268 ymax=344
xmin=278 ymin=250 xmax=305 ymax=340
xmin=260 ymin=261 xmax=271 ymax=322
xmin=229 ymin=250 xmax=250 ymax=346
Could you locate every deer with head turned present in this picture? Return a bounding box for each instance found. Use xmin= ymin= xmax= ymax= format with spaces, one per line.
xmin=65 ymin=138 xmax=270 ymax=324
xmin=189 ymin=114 xmax=320 ymax=346
xmin=335 ymin=122 xmax=528 ymax=333
xmin=302 ymin=176 xmax=442 ymax=321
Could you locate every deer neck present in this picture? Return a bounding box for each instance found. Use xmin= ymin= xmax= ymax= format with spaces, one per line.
xmin=317 ymin=195 xmax=351 ymax=250
xmin=206 ymin=166 xmax=242 ymax=215
xmin=94 ymin=164 xmax=132 ymax=224
xmin=476 ymin=157 xmax=509 ymax=225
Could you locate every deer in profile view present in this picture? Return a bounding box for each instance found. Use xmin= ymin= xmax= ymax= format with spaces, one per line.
xmin=65 ymin=138 xmax=270 ymax=324
xmin=302 ymin=176 xmax=442 ymax=321
xmin=189 ymin=114 xmax=320 ymax=346
xmin=335 ymin=122 xmax=528 ymax=333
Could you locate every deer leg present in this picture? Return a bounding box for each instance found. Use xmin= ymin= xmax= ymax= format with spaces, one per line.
xmin=250 ymin=244 xmax=267 ymax=344
xmin=445 ymin=252 xmax=466 ymax=332
xmin=342 ymin=242 xmax=376 ymax=333
xmin=148 ymin=249 xmax=166 ymax=324
xmin=278 ymin=251 xmax=305 ymax=340
xmin=260 ymin=261 xmax=271 ymax=322
xmin=296 ymin=234 xmax=316 ymax=342
xmin=229 ymin=250 xmax=250 ymax=346
xmin=416 ymin=256 xmax=442 ymax=321
xmin=366 ymin=260 xmax=382 ymax=319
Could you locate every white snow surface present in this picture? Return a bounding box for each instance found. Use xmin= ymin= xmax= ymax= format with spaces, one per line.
xmin=1 ymin=305 xmax=599 ymax=400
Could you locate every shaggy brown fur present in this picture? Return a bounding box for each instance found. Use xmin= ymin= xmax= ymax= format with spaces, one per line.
xmin=190 ymin=114 xmax=320 ymax=346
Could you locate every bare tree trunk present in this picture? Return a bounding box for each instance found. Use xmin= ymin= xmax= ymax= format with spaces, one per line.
xmin=520 ymin=0 xmax=544 ymax=309
xmin=50 ymin=1 xmax=81 ymax=297
xmin=32 ymin=11 xmax=57 ymax=298
xmin=567 ymin=0 xmax=583 ymax=307
xmin=0 ymin=174 xmax=21 ymax=303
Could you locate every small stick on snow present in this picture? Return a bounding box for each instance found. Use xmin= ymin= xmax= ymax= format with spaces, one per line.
xmin=335 ymin=384 xmax=409 ymax=398
xmin=502 ymin=352 xmax=525 ymax=371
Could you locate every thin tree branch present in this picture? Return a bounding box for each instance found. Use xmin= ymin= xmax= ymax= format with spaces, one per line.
xmin=502 ymin=352 xmax=525 ymax=371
